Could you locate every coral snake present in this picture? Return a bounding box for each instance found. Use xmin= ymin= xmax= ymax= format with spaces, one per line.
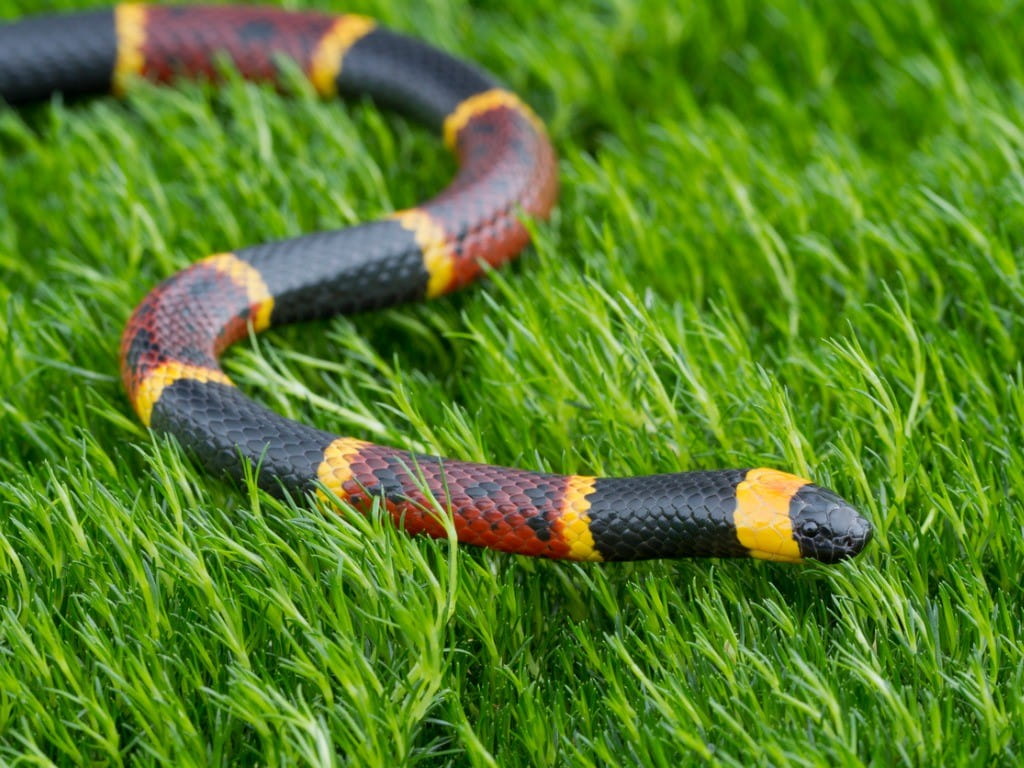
xmin=0 ymin=4 xmax=872 ymax=564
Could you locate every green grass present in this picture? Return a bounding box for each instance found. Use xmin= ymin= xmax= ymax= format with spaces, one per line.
xmin=2 ymin=0 xmax=1023 ymax=764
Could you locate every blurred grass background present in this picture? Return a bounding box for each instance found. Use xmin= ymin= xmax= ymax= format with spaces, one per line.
xmin=1 ymin=0 xmax=1023 ymax=764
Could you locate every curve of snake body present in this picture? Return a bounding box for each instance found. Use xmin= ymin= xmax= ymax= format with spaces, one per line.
xmin=0 ymin=4 xmax=872 ymax=564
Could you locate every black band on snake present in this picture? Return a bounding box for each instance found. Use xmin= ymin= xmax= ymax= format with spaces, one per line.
xmin=0 ymin=4 xmax=872 ymax=563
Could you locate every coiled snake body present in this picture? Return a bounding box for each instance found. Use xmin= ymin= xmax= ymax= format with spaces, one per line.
xmin=0 ymin=5 xmax=872 ymax=563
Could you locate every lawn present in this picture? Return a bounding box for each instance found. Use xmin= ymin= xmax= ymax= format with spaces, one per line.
xmin=1 ymin=0 xmax=1023 ymax=765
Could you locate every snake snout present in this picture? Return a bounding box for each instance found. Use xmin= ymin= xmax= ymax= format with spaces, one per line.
xmin=790 ymin=485 xmax=873 ymax=564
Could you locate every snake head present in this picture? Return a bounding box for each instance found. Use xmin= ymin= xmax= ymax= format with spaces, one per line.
xmin=789 ymin=484 xmax=873 ymax=563
xmin=734 ymin=468 xmax=872 ymax=563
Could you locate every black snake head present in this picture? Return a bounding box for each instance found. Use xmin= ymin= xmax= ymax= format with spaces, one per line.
xmin=790 ymin=485 xmax=873 ymax=563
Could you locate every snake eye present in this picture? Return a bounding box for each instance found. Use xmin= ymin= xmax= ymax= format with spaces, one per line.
xmin=800 ymin=519 xmax=819 ymax=536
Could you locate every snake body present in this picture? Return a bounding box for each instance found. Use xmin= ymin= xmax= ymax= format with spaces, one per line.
xmin=0 ymin=5 xmax=872 ymax=563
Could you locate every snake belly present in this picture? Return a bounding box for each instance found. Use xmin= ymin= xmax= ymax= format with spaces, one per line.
xmin=0 ymin=4 xmax=872 ymax=564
